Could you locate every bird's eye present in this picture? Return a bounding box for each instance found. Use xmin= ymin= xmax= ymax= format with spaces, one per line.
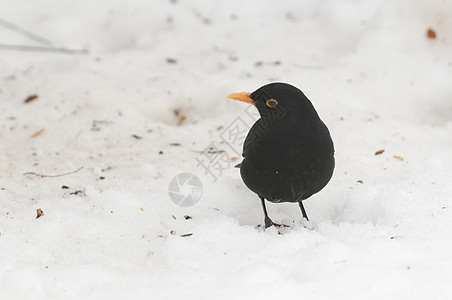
xmin=266 ymin=99 xmax=278 ymax=108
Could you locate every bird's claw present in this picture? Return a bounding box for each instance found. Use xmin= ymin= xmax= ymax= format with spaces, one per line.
xmin=264 ymin=217 xmax=290 ymax=229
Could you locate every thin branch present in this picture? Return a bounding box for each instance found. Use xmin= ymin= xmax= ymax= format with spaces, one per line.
xmin=24 ymin=166 xmax=84 ymax=178
xmin=0 ymin=17 xmax=53 ymax=46
xmin=190 ymin=149 xmax=226 ymax=154
xmin=0 ymin=44 xmax=89 ymax=55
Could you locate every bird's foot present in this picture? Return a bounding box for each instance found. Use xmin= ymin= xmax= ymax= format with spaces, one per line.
xmin=300 ymin=218 xmax=315 ymax=230
xmin=264 ymin=217 xmax=290 ymax=229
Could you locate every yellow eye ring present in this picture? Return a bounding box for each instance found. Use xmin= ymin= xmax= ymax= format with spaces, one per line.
xmin=266 ymin=99 xmax=278 ymax=108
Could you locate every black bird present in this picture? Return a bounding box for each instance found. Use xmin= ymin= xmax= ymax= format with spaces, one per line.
xmin=228 ymin=83 xmax=335 ymax=228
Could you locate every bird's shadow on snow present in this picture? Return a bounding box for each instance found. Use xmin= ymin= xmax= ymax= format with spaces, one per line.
xmin=199 ymin=175 xmax=395 ymax=239
xmin=199 ymin=176 xmax=364 ymax=232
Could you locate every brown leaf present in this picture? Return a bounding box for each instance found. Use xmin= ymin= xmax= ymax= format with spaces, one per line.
xmin=375 ymin=149 xmax=385 ymax=155
xmin=177 ymin=115 xmax=186 ymax=126
xmin=36 ymin=208 xmax=44 ymax=219
xmin=31 ymin=128 xmax=45 ymax=138
xmin=426 ymin=28 xmax=436 ymax=39
xmin=24 ymin=94 xmax=38 ymax=103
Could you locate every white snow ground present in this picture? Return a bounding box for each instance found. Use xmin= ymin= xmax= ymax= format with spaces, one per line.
xmin=1 ymin=0 xmax=452 ymax=299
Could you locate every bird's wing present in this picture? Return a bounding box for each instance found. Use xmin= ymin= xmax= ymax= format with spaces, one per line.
xmin=242 ymin=119 xmax=265 ymax=157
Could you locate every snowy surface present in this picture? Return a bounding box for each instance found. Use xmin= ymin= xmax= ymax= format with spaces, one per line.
xmin=1 ymin=0 xmax=452 ymax=299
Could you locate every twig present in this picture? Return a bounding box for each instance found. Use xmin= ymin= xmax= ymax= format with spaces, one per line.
xmin=190 ymin=149 xmax=226 ymax=154
xmin=24 ymin=166 xmax=84 ymax=178
xmin=0 ymin=17 xmax=52 ymax=46
xmin=0 ymin=44 xmax=89 ymax=55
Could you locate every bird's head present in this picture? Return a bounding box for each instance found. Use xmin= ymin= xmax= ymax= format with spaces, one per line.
xmin=227 ymin=82 xmax=319 ymax=126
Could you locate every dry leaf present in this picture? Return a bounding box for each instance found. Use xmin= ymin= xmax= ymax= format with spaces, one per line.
xmin=36 ymin=208 xmax=44 ymax=219
xmin=177 ymin=115 xmax=186 ymax=126
xmin=24 ymin=94 xmax=38 ymax=103
xmin=375 ymin=149 xmax=385 ymax=155
xmin=426 ymin=28 xmax=436 ymax=39
xmin=31 ymin=128 xmax=45 ymax=138
xmin=173 ymin=109 xmax=187 ymax=126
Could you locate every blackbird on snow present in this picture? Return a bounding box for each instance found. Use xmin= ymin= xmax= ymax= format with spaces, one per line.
xmin=227 ymin=83 xmax=335 ymax=228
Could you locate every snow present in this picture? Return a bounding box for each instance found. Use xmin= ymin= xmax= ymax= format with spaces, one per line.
xmin=1 ymin=0 xmax=452 ymax=299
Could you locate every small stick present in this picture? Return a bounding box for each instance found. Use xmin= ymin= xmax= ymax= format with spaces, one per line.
xmin=24 ymin=166 xmax=84 ymax=178
xmin=190 ymin=149 xmax=226 ymax=154
xmin=180 ymin=233 xmax=193 ymax=237
xmin=0 ymin=44 xmax=88 ymax=55
xmin=0 ymin=17 xmax=52 ymax=46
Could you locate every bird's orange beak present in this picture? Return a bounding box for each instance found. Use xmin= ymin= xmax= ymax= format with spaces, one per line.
xmin=227 ymin=92 xmax=256 ymax=105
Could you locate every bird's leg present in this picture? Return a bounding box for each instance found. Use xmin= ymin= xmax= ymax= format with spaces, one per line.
xmin=260 ymin=196 xmax=273 ymax=228
xmin=260 ymin=196 xmax=289 ymax=228
xmin=298 ymin=201 xmax=309 ymax=221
